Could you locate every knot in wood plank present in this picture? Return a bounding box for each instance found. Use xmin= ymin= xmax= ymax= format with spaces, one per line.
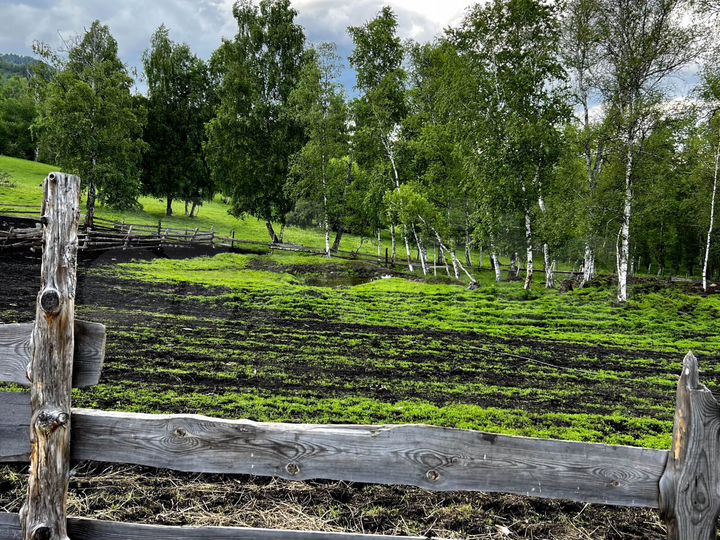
xmin=39 ymin=289 xmax=61 ymax=315
xmin=35 ymin=411 xmax=69 ymax=435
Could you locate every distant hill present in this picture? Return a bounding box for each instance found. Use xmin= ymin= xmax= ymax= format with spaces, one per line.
xmin=0 ymin=53 xmax=41 ymax=79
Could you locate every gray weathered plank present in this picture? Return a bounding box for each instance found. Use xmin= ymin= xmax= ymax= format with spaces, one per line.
xmin=0 ymin=320 xmax=105 ymax=388
xmin=0 ymin=392 xmax=31 ymax=462
xmin=659 ymin=352 xmax=720 ymax=539
xmin=0 ymin=513 xmax=434 ymax=540
xmin=0 ymin=393 xmax=668 ymax=508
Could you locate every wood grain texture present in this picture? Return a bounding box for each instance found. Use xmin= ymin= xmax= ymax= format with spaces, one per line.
xmin=20 ymin=172 xmax=81 ymax=540
xmin=0 ymin=513 xmax=436 ymax=540
xmin=0 ymin=320 xmax=105 ymax=388
xmin=0 ymin=393 xmax=667 ymax=508
xmin=659 ymin=352 xmax=720 ymax=540
xmin=0 ymin=393 xmax=31 ymax=462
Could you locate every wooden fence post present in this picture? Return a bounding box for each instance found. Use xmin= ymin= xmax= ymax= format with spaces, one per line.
xmin=20 ymin=173 xmax=80 ymax=540
xmin=659 ymin=352 xmax=720 ymax=539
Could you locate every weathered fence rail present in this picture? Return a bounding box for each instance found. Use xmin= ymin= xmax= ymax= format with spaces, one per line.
xmin=0 ymin=392 xmax=666 ymax=508
xmin=1 ymin=173 xmax=718 ymax=540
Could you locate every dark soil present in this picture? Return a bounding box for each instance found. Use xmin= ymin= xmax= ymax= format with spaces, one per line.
xmin=0 ymin=250 xmax=695 ymax=538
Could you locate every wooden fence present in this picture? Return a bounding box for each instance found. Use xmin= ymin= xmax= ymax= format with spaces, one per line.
xmin=0 ymin=207 xmax=385 ymax=265
xmin=0 ymin=174 xmax=718 ymax=540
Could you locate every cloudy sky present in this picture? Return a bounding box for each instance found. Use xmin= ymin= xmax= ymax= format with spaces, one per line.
xmin=0 ymin=0 xmax=476 ymax=93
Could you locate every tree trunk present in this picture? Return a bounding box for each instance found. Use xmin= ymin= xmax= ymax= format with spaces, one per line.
xmin=582 ymin=243 xmax=596 ymax=286
xmin=543 ymin=243 xmax=554 ymax=288
xmin=190 ymin=201 xmax=200 ymax=218
xmin=617 ymin=140 xmax=634 ymax=302
xmin=20 ymin=173 xmax=81 ymax=540
xmin=85 ymin=181 xmax=96 ymax=229
xmin=491 ymin=251 xmax=502 ymax=282
xmin=450 ymin=250 xmax=460 ymax=280
xmin=411 ymin=223 xmax=429 ymax=275
xmin=265 ymin=216 xmax=280 ymax=244
xmin=332 ymin=225 xmax=344 ymax=252
xmin=403 ymin=227 xmax=414 ymax=272
xmin=324 ymin=212 xmax=331 ymax=259
xmin=184 ymin=200 xmax=189 ymax=216
xmin=703 ymin=138 xmax=719 ymax=292
xmin=279 ymin=224 xmax=285 ymax=243
xmin=390 ymin=223 xmax=397 ymax=265
xmin=524 ymin=209 xmax=533 ymax=291
xmin=165 ymin=196 xmax=173 ymax=217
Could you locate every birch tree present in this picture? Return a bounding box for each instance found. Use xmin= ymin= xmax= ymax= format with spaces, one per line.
xmin=596 ymin=0 xmax=699 ymax=302
xmin=452 ymin=0 xmax=569 ymax=290
xmin=349 ymin=7 xmax=410 ymax=267
xmin=699 ymin=65 xmax=720 ymax=290
xmin=288 ymin=44 xmax=349 ymax=257
xmin=561 ymin=0 xmax=606 ymax=285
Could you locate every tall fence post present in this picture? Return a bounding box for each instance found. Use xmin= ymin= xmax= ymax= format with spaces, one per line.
xmin=20 ymin=173 xmax=80 ymax=540
xmin=659 ymin=352 xmax=720 ymax=539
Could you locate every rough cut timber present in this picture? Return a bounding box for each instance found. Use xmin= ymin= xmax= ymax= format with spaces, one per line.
xmin=659 ymin=352 xmax=720 ymax=540
xmin=0 ymin=513 xmax=440 ymax=540
xmin=19 ymin=172 xmax=80 ymax=540
xmin=1 ymin=392 xmax=667 ymax=509
xmin=0 ymin=320 xmax=105 ymax=388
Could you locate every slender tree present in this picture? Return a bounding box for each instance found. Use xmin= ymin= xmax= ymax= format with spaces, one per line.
xmin=349 ymin=7 xmax=409 ymax=267
xmin=287 ymin=43 xmax=349 ymax=256
xmin=596 ymin=0 xmax=699 ymax=301
xmin=142 ymin=26 xmax=214 ymax=217
xmin=206 ymin=0 xmax=305 ymax=242
xmin=33 ymin=21 xmax=145 ymax=226
xmin=452 ymin=0 xmax=569 ymax=290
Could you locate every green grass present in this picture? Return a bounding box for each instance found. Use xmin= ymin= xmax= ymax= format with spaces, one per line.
xmin=47 ymin=251 xmax=717 ymax=451
xmin=0 ymin=155 xmax=386 ymax=253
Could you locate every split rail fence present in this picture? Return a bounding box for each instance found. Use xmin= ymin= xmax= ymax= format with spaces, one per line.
xmin=0 ymin=205 xmax=385 ymax=265
xmin=0 ymin=174 xmax=719 ymax=540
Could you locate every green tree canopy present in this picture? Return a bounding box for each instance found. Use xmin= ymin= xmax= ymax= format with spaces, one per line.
xmin=34 ymin=20 xmax=145 ymax=224
xmin=142 ymin=25 xmax=214 ymax=217
xmin=206 ymin=0 xmax=306 ymax=242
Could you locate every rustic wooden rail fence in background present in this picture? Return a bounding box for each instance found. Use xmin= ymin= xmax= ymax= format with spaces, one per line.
xmin=0 ymin=174 xmax=719 ymax=540
xmin=0 ymin=207 xmax=386 ymax=265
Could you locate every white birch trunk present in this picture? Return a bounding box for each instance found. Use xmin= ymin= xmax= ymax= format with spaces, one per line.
xmin=403 ymin=227 xmax=414 ymax=272
xmin=537 ymin=195 xmax=554 ymax=288
xmin=411 ymin=224 xmax=428 ymax=275
xmin=491 ymin=251 xmax=502 ymax=282
xmin=618 ymin=140 xmax=634 ymax=303
xmin=703 ymin=138 xmax=720 ymax=292
xmin=377 ymin=230 xmax=381 ymax=258
xmin=524 ymin=209 xmax=533 ymax=291
xmin=543 ymin=243 xmax=554 ymax=288
xmin=450 ymin=250 xmax=461 ymax=280
xmin=390 ymin=223 xmax=397 ymax=265
xmin=582 ymin=243 xmax=596 ymax=285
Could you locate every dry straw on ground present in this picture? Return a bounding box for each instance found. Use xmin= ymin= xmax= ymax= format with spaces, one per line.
xmin=0 ymin=463 xmax=665 ymax=539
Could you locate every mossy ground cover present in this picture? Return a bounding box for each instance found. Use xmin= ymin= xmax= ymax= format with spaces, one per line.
xmin=1 ymin=245 xmax=713 ymax=538
xmin=3 ymin=250 xmax=716 ymax=450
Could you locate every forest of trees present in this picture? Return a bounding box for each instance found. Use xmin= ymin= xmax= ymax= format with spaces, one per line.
xmin=1 ymin=0 xmax=719 ymax=301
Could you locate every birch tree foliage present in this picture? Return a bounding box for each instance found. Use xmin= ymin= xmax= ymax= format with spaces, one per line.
xmin=595 ymin=0 xmax=700 ymax=301
xmin=206 ymin=0 xmax=305 ymax=242
xmin=33 ymin=20 xmax=145 ymax=220
xmin=349 ymin=6 xmax=408 ymax=262
xmin=142 ymin=25 xmax=214 ymax=217
xmin=287 ymin=44 xmax=349 ymax=256
xmin=451 ymin=0 xmax=570 ymax=289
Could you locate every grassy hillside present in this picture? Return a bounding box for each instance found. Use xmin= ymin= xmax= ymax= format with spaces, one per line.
xmin=0 ymin=155 xmax=384 ymax=252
